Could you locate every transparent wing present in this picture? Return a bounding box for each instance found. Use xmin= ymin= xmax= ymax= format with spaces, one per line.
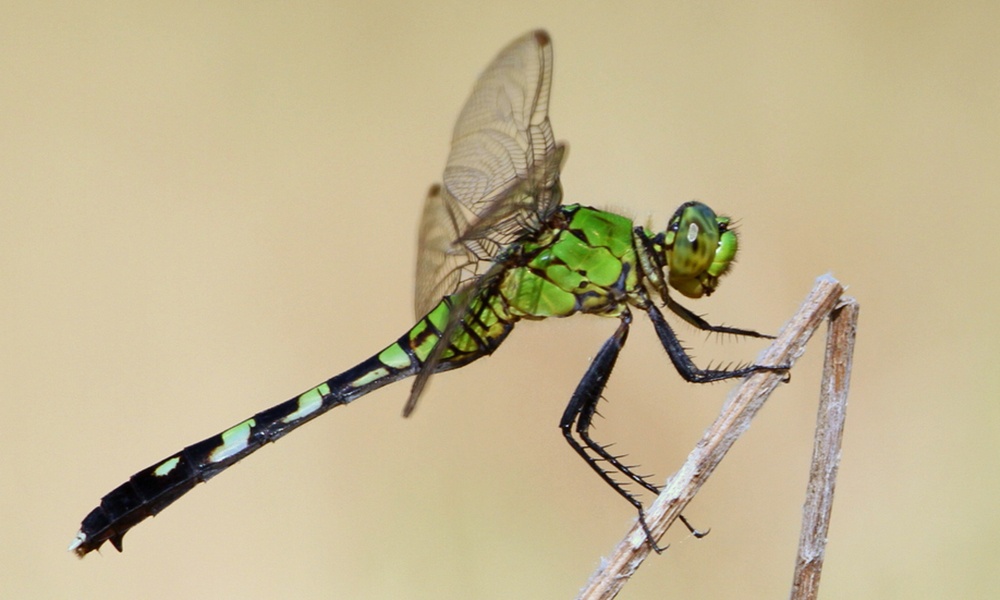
xmin=414 ymin=29 xmax=564 ymax=319
xmin=406 ymin=30 xmax=564 ymax=415
xmin=414 ymin=184 xmax=471 ymax=319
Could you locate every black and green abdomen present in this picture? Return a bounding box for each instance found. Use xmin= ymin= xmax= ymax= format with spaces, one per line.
xmin=70 ymin=205 xmax=641 ymax=556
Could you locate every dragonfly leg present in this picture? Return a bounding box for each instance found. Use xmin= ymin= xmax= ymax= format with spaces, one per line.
xmin=678 ymin=514 xmax=710 ymax=538
xmin=559 ymin=312 xmax=667 ymax=552
xmin=665 ymin=295 xmax=774 ymax=339
xmin=644 ymin=300 xmax=788 ymax=383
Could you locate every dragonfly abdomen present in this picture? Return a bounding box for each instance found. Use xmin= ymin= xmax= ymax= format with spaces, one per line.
xmin=70 ymin=296 xmax=514 ymax=556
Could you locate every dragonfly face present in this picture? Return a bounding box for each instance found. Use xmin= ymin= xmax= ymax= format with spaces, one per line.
xmin=661 ymin=201 xmax=738 ymax=299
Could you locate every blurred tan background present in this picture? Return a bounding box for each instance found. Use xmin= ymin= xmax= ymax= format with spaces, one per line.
xmin=3 ymin=2 xmax=997 ymax=598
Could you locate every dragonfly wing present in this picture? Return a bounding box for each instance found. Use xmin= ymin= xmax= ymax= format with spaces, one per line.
xmin=414 ymin=142 xmax=566 ymax=319
xmin=408 ymin=30 xmax=563 ymax=414
xmin=415 ymin=29 xmax=563 ymax=318
xmin=414 ymin=184 xmax=475 ymax=319
xmin=443 ymin=29 xmax=561 ymax=232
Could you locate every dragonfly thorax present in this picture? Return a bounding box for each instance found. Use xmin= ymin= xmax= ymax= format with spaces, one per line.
xmin=657 ymin=201 xmax=738 ymax=299
xmin=497 ymin=205 xmax=640 ymax=320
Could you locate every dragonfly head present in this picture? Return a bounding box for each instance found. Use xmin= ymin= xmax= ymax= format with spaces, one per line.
xmin=659 ymin=201 xmax=738 ymax=298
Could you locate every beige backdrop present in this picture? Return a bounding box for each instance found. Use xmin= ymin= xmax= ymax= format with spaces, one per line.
xmin=3 ymin=2 xmax=997 ymax=598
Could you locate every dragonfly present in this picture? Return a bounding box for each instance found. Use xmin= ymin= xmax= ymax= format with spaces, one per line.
xmin=71 ymin=29 xmax=783 ymax=557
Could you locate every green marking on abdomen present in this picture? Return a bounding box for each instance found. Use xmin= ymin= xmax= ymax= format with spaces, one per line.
xmin=209 ymin=418 xmax=256 ymax=463
xmin=378 ymin=344 xmax=411 ymax=369
xmin=426 ymin=300 xmax=451 ymax=330
xmin=153 ymin=457 xmax=180 ymax=477
xmin=408 ymin=303 xmax=452 ymax=362
xmin=350 ymin=365 xmax=390 ymax=388
xmin=411 ymin=327 xmax=440 ymax=362
xmin=406 ymin=316 xmax=439 ymax=362
xmin=282 ymin=383 xmax=329 ymax=423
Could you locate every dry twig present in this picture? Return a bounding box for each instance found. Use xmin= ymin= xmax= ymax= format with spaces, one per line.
xmin=578 ymin=275 xmax=852 ymax=600
xmin=788 ymin=295 xmax=857 ymax=599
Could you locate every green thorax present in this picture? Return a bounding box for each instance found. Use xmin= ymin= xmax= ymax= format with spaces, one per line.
xmin=408 ymin=205 xmax=641 ymax=367
xmin=498 ymin=204 xmax=640 ymax=319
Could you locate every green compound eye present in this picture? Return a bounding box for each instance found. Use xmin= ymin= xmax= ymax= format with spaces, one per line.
xmin=664 ymin=202 xmax=738 ymax=298
xmin=710 ymin=218 xmax=738 ymax=278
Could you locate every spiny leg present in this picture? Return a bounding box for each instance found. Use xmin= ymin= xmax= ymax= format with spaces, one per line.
xmin=664 ymin=295 xmax=774 ymax=339
xmin=574 ymin=425 xmax=709 ymax=537
xmin=559 ymin=312 xmax=670 ymax=551
xmin=644 ymin=299 xmax=788 ymax=383
xmin=560 ymin=314 xmax=708 ymax=547
xmin=634 ymin=296 xmax=784 ymax=537
xmin=571 ymin=318 xmax=660 ymax=493
xmin=560 ymin=299 xmax=784 ymax=548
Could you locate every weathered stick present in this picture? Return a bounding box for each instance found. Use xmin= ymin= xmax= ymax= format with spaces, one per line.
xmin=788 ymin=296 xmax=857 ymax=599
xmin=578 ymin=275 xmax=846 ymax=600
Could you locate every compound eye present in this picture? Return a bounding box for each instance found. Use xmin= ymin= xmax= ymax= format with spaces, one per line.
xmin=664 ymin=202 xmax=737 ymax=298
xmin=710 ymin=221 xmax=738 ymax=278
xmin=667 ymin=203 xmax=720 ymax=279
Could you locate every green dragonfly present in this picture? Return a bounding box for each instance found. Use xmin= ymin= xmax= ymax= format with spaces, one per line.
xmin=71 ymin=30 xmax=781 ymax=557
